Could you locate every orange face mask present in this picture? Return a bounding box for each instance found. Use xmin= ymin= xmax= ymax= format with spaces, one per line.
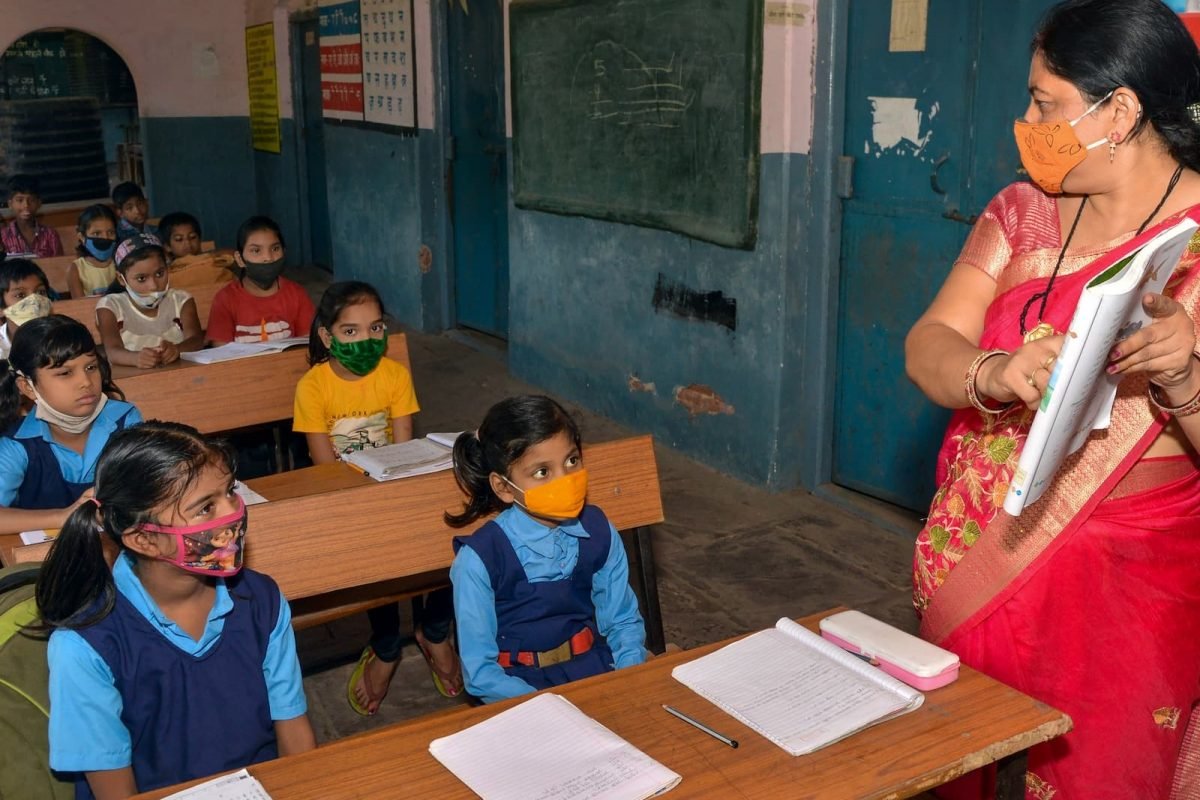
xmin=1013 ymin=91 xmax=1112 ymax=194
xmin=503 ymin=469 xmax=589 ymax=520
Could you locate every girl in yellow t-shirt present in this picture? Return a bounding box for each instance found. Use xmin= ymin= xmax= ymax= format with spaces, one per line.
xmin=66 ymin=205 xmax=118 ymax=298
xmin=292 ymin=280 xmax=462 ymax=714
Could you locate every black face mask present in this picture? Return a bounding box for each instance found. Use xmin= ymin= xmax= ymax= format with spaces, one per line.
xmin=242 ymin=257 xmax=285 ymax=289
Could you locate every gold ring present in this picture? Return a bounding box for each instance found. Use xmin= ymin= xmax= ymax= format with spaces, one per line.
xmin=1042 ymin=355 xmax=1056 ymax=370
xmin=1027 ymin=375 xmax=1038 ymax=388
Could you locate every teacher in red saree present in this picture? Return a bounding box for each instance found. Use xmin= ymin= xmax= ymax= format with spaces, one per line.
xmin=906 ymin=1 xmax=1200 ymax=798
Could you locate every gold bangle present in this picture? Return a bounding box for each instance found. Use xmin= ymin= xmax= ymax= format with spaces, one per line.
xmin=1148 ymin=354 xmax=1200 ymax=417
xmin=965 ymin=349 xmax=1009 ymax=414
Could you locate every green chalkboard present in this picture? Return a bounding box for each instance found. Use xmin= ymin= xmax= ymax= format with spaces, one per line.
xmin=510 ymin=0 xmax=762 ymax=249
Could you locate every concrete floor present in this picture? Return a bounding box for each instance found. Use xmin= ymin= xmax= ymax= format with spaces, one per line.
xmin=287 ymin=273 xmax=925 ymax=742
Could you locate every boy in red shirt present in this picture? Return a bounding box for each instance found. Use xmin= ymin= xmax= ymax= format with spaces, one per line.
xmin=207 ymin=216 xmax=315 ymax=344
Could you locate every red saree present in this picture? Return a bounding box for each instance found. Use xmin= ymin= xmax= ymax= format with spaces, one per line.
xmin=914 ymin=183 xmax=1200 ymax=800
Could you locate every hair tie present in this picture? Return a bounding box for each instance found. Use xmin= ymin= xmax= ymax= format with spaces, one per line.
xmin=1188 ymin=102 xmax=1200 ymax=126
xmin=88 ymin=497 xmax=101 ymax=509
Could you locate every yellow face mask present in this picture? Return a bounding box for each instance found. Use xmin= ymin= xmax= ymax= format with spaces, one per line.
xmin=1013 ymin=90 xmax=1113 ymax=194
xmin=503 ymin=468 xmax=589 ymax=521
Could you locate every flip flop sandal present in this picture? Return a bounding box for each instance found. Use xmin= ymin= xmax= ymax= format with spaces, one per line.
xmin=346 ymin=646 xmax=393 ymax=716
xmin=415 ymin=628 xmax=465 ymax=698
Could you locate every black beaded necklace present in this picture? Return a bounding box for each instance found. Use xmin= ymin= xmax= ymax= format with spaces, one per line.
xmin=1019 ymin=163 xmax=1186 ymax=340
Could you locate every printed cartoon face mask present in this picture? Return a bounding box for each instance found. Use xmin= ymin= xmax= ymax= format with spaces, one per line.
xmin=328 ymin=335 xmax=387 ymax=376
xmin=4 ymin=292 xmax=51 ymax=326
xmin=502 ymin=469 xmax=589 ymax=520
xmin=140 ymin=498 xmax=247 ymax=577
xmin=1013 ymin=90 xmax=1114 ymax=194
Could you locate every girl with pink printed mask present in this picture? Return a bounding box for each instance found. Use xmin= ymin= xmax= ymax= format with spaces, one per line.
xmin=34 ymin=422 xmax=315 ymax=799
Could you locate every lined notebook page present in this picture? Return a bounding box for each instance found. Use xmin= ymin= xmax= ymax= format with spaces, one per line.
xmin=429 ymin=693 xmax=681 ymax=800
xmin=672 ymin=618 xmax=923 ymax=755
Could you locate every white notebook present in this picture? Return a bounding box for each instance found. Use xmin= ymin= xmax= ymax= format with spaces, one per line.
xmin=340 ymin=435 xmax=454 ymax=481
xmin=672 ymin=617 xmax=924 ymax=756
xmin=180 ymin=337 xmax=308 ymax=364
xmin=161 ymin=768 xmax=272 ymax=799
xmin=429 ymin=693 xmax=681 ymax=800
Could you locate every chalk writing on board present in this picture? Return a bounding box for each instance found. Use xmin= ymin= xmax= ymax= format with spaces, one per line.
xmin=582 ymin=43 xmax=695 ymax=129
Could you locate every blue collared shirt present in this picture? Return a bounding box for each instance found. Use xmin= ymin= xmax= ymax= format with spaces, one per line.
xmin=47 ymin=554 xmax=307 ymax=772
xmin=449 ymin=506 xmax=646 ymax=704
xmin=0 ymin=400 xmax=143 ymax=507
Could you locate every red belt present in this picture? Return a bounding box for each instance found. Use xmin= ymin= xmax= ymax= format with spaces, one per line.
xmin=497 ymin=628 xmax=595 ymax=668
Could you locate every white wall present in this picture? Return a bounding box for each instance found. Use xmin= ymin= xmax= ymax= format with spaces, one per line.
xmin=0 ymin=0 xmax=250 ymax=118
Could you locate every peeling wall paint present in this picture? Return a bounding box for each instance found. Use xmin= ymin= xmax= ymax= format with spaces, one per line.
xmin=864 ymin=96 xmax=938 ymax=158
xmin=628 ymin=375 xmax=657 ymax=394
xmin=674 ymin=384 xmax=736 ymax=417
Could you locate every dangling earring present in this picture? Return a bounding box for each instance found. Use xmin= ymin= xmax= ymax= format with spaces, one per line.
xmin=1109 ymin=131 xmax=1122 ymax=163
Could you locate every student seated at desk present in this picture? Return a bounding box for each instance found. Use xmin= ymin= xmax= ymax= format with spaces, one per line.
xmin=0 ymin=259 xmax=52 ymax=359
xmin=67 ymin=204 xmax=119 ymax=299
xmin=96 ymin=234 xmax=203 ymax=370
xmin=0 ymin=174 xmax=63 ymax=257
xmin=447 ymin=396 xmax=647 ymax=704
xmin=293 ymin=281 xmax=461 ymax=713
xmin=0 ymin=315 xmax=141 ymax=536
xmin=207 ymin=216 xmax=314 ymax=345
xmin=157 ymin=211 xmax=235 ymax=288
xmin=112 ymin=181 xmax=158 ymax=243
xmin=37 ymin=422 xmax=316 ymax=799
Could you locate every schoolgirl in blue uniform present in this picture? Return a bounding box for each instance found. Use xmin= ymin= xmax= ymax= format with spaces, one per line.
xmin=446 ymin=395 xmax=647 ymax=704
xmin=0 ymin=314 xmax=141 ymax=535
xmin=36 ymin=422 xmax=316 ymax=799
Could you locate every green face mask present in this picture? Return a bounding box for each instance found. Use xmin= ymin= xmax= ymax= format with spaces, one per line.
xmin=328 ymin=335 xmax=387 ymax=376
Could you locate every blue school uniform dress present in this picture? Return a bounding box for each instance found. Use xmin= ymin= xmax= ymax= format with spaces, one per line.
xmin=450 ymin=504 xmax=646 ymax=704
xmin=116 ymin=218 xmax=159 ymax=243
xmin=0 ymin=400 xmax=141 ymax=509
xmin=47 ymin=553 xmax=307 ymax=798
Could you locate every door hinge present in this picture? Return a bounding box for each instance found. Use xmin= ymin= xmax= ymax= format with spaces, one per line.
xmin=835 ymin=155 xmax=854 ymax=199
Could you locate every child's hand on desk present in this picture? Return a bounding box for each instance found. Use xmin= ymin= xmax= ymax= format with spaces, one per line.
xmin=137 ymin=347 xmax=163 ymax=369
xmin=157 ymin=341 xmax=180 ymax=365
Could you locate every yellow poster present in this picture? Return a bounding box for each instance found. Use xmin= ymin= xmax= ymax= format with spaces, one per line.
xmin=245 ymin=23 xmax=281 ymax=154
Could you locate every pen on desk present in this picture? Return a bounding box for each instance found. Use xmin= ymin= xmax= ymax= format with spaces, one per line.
xmin=662 ymin=704 xmax=738 ymax=748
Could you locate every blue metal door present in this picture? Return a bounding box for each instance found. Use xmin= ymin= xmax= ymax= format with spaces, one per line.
xmin=833 ymin=1 xmax=1054 ymax=510
xmin=448 ymin=0 xmax=510 ymax=337
xmin=296 ymin=18 xmax=334 ymax=270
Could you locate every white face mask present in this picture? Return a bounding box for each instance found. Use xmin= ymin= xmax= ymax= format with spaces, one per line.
xmin=22 ymin=377 xmax=108 ymax=435
xmin=4 ymin=293 xmax=51 ymax=326
xmin=125 ymin=283 xmax=167 ymax=310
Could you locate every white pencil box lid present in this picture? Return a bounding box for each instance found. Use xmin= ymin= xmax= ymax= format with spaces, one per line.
xmin=820 ymin=610 xmax=959 ymax=683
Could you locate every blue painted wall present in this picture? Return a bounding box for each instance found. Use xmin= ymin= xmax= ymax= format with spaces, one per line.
xmin=508 ymin=152 xmax=809 ymax=487
xmin=254 ymin=118 xmax=305 ymax=266
xmin=142 ymin=117 xmax=257 ymax=250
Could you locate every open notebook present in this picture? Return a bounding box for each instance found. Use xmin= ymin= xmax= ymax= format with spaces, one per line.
xmin=179 ymin=337 xmax=309 ymax=364
xmin=429 ymin=693 xmax=681 ymax=800
xmin=340 ymin=433 xmax=461 ymax=481
xmin=672 ymin=617 xmax=924 ymax=756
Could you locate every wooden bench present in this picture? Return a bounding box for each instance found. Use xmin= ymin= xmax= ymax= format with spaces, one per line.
xmin=52 ymin=282 xmax=223 ymax=342
xmin=110 ymin=332 xmax=408 ymax=437
xmin=251 ymin=435 xmax=666 ymax=653
xmin=0 ymin=435 xmax=668 ymax=654
xmin=34 ymin=245 xmax=224 ymax=298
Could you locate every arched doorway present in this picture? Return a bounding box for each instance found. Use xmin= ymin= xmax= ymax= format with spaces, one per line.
xmin=0 ymin=29 xmax=138 ymax=202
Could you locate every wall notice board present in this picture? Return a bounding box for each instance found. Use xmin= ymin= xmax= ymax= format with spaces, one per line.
xmin=245 ymin=23 xmax=281 ymax=154
xmin=510 ymin=0 xmax=763 ymax=249
xmin=318 ymin=0 xmax=417 ymax=129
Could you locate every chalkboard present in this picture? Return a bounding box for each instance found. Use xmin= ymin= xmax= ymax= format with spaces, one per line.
xmin=510 ymin=0 xmax=762 ymax=249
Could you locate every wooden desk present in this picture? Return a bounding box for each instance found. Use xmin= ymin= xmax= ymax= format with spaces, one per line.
xmin=136 ymin=610 xmax=1072 ymax=800
xmin=52 ymin=282 xmax=222 ymax=342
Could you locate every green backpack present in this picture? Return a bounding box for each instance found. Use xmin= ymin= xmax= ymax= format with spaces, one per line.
xmin=0 ymin=564 xmax=72 ymax=799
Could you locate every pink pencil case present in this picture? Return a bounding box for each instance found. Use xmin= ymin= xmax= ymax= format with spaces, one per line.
xmin=820 ymin=610 xmax=960 ymax=691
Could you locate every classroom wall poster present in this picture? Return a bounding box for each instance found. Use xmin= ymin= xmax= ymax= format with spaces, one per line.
xmin=361 ymin=0 xmax=417 ymax=128
xmin=319 ymin=0 xmax=366 ymax=120
xmin=245 ymin=23 xmax=282 ymax=153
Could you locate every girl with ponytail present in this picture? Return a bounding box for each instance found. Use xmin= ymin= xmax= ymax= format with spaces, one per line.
xmin=0 ymin=314 xmax=140 ymax=534
xmin=446 ymin=395 xmax=646 ymax=704
xmin=37 ymin=421 xmax=315 ymax=799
